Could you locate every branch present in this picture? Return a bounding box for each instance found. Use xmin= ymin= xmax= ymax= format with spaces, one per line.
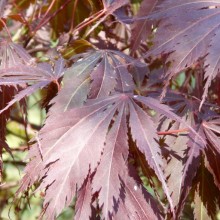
xmin=71 ymin=9 xmax=106 ymax=36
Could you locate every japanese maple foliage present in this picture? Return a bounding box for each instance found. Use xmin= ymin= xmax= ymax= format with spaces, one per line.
xmin=0 ymin=0 xmax=220 ymax=220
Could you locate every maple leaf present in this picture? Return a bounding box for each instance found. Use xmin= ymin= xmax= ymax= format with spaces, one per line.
xmin=0 ymin=58 xmax=65 ymax=114
xmin=157 ymin=92 xmax=209 ymax=216
xmin=176 ymin=124 xmax=205 ymax=216
xmin=0 ymin=39 xmax=31 ymax=69
xmin=0 ymin=41 xmax=65 ymax=115
xmin=18 ymin=91 xmax=190 ymax=219
xmin=2 ymin=0 xmax=220 ymax=219
xmin=163 ymin=116 xmax=189 ymax=208
xmin=145 ymin=0 xmax=220 ymax=106
xmin=50 ymin=50 xmax=137 ymax=113
xmin=50 ymin=51 xmax=102 ymax=113
xmin=129 ymin=96 xmax=178 ymax=214
xmin=0 ymin=40 xmax=33 ymax=176
xmin=109 ymin=54 xmax=134 ymax=93
xmin=18 ymin=95 xmax=122 ymax=219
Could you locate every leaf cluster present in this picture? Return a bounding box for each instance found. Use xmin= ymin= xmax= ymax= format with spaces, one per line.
xmin=0 ymin=0 xmax=220 ymax=219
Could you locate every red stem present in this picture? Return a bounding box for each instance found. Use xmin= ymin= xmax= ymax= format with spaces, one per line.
xmin=157 ymin=128 xmax=189 ymax=135
xmin=71 ymin=9 xmax=106 ymax=35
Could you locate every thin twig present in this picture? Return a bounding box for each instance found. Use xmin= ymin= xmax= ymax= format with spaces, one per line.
xmin=157 ymin=128 xmax=189 ymax=135
xmin=71 ymin=9 xmax=106 ymax=35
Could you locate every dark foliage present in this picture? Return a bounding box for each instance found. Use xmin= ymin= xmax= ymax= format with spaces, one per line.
xmin=0 ymin=0 xmax=220 ymax=219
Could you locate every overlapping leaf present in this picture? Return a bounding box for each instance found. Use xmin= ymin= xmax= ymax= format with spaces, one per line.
xmin=50 ymin=50 xmax=137 ymax=113
xmin=162 ymin=104 xmax=203 ymax=217
xmin=162 ymin=116 xmax=189 ymax=208
xmin=0 ymin=40 xmax=49 ymax=94
xmin=0 ymin=41 xmax=65 ymax=114
xmin=0 ymin=40 xmax=33 ymax=176
xmin=18 ymin=89 xmax=190 ymax=219
xmin=0 ymin=0 xmax=219 ymax=219
xmin=176 ymin=124 xmax=205 ymax=216
xmin=19 ymin=95 xmax=121 ymax=219
xmin=145 ymin=0 xmax=220 ymax=105
xmin=158 ymin=92 xmax=220 ymax=216
xmin=0 ymin=39 xmax=31 ymax=69
xmin=193 ymin=162 xmax=220 ymax=220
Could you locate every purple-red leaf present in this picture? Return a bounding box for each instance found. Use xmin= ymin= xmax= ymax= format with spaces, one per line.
xmin=51 ymin=50 xmax=136 ymax=113
xmin=50 ymin=52 xmax=102 ymax=112
xmin=0 ymin=59 xmax=65 ymax=114
xmin=0 ymin=40 xmax=31 ymax=69
xmin=146 ymin=1 xmax=220 ymax=105
xmin=18 ymin=95 xmax=122 ymax=219
xmin=18 ymin=92 xmax=186 ymax=219
xmin=163 ymin=117 xmax=189 ymax=208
